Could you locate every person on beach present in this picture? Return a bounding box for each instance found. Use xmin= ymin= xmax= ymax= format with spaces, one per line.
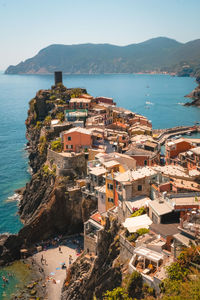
xmin=59 ymin=246 xmax=62 ymax=253
xmin=41 ymin=254 xmax=44 ymax=265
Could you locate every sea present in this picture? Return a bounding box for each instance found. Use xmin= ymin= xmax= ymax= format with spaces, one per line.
xmin=0 ymin=71 xmax=200 ymax=298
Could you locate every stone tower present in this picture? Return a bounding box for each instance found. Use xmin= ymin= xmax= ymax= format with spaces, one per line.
xmin=54 ymin=71 xmax=63 ymax=85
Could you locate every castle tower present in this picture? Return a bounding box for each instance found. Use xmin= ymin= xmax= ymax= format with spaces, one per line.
xmin=54 ymin=71 xmax=63 ymax=85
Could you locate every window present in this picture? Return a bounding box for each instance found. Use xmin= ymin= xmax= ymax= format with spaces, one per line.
xmin=107 ymin=183 xmax=113 ymax=190
xmin=68 ymin=136 xmax=71 ymax=141
xmin=118 ymin=194 xmax=123 ymax=201
xmin=67 ymin=145 xmax=73 ymax=149
xmin=138 ymin=185 xmax=142 ymax=191
xmin=144 ymin=160 xmax=147 ymax=166
xmin=108 ymin=197 xmax=114 ymax=203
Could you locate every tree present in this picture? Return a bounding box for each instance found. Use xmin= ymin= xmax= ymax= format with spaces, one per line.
xmin=127 ymin=271 xmax=143 ymax=298
xmin=56 ymin=112 xmax=65 ymax=122
xmin=51 ymin=138 xmax=62 ymax=152
xmin=44 ymin=115 xmax=52 ymax=126
xmin=103 ymin=287 xmax=131 ymax=300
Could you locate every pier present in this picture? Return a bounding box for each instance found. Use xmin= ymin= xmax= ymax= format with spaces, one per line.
xmin=153 ymin=125 xmax=200 ymax=145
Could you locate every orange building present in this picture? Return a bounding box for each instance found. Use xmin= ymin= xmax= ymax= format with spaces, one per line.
xmin=165 ymin=138 xmax=193 ymax=165
xmin=63 ymin=127 xmax=92 ymax=152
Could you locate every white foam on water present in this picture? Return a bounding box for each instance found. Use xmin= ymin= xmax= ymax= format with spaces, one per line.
xmin=6 ymin=193 xmax=22 ymax=203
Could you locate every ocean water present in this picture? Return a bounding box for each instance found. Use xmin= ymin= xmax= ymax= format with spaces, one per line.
xmin=0 ymin=72 xmax=199 ymax=236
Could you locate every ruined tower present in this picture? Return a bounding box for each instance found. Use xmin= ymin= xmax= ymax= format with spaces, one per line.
xmin=54 ymin=71 xmax=63 ymax=85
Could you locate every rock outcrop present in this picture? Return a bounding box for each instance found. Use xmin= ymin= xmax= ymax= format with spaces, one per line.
xmin=185 ymin=76 xmax=200 ymax=107
xmin=0 ymin=234 xmax=23 ymax=266
xmin=61 ymin=218 xmax=121 ymax=300
xmin=0 ymin=83 xmax=94 ymax=265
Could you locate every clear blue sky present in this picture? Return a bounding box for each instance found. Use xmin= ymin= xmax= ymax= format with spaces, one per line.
xmin=0 ymin=0 xmax=200 ymax=70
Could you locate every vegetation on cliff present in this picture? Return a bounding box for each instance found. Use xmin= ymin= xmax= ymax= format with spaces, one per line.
xmin=100 ymin=244 xmax=200 ymax=300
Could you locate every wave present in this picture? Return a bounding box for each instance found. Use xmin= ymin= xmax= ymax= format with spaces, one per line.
xmin=27 ymin=166 xmax=33 ymax=175
xmin=6 ymin=193 xmax=22 ymax=203
xmin=177 ymin=102 xmax=185 ymax=105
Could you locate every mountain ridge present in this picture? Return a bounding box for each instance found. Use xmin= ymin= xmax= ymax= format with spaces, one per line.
xmin=5 ymin=37 xmax=200 ymax=75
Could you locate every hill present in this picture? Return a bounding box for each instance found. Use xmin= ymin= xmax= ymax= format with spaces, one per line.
xmin=5 ymin=37 xmax=200 ymax=75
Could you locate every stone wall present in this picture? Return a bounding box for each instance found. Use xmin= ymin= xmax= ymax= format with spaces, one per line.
xmin=119 ymin=234 xmax=135 ymax=262
xmin=84 ymin=234 xmax=97 ymax=254
xmin=47 ymin=149 xmax=86 ymax=176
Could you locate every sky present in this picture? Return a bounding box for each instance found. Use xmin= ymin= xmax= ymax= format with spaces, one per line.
xmin=0 ymin=0 xmax=200 ymax=70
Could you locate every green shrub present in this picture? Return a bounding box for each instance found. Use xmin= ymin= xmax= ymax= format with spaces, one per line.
xmin=44 ymin=115 xmax=52 ymax=126
xmin=70 ymin=88 xmax=82 ymax=98
xmin=127 ymin=271 xmax=143 ymax=298
xmin=136 ymin=228 xmax=149 ymax=236
xmin=131 ymin=206 xmax=146 ymax=218
xmin=51 ymin=138 xmax=62 ymax=152
xmin=103 ymin=287 xmax=131 ymax=300
xmin=35 ymin=121 xmax=42 ymax=129
xmin=56 ymin=112 xmax=65 ymax=122
xmin=50 ymin=95 xmax=56 ymax=100
xmin=38 ymin=136 xmax=47 ymax=155
xmin=166 ymin=262 xmax=189 ymax=281
xmin=127 ymin=233 xmax=138 ymax=243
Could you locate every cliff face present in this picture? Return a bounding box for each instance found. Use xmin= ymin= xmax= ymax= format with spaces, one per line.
xmin=61 ymin=218 xmax=121 ymax=300
xmin=185 ymin=76 xmax=200 ymax=107
xmin=18 ymin=173 xmax=84 ymax=244
xmin=18 ymin=85 xmax=92 ymax=245
xmin=0 ymin=84 xmax=94 ymax=265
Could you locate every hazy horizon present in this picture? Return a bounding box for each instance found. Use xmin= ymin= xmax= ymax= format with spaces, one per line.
xmin=1 ymin=0 xmax=200 ymax=69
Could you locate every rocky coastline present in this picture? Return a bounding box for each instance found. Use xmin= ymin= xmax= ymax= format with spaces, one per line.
xmin=0 ymin=83 xmax=94 ymax=266
xmin=185 ymin=76 xmax=200 ymax=107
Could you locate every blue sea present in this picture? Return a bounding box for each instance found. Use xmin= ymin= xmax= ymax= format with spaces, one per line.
xmin=0 ymin=72 xmax=200 ymax=236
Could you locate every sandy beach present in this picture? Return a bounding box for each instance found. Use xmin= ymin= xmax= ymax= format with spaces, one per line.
xmin=33 ymin=238 xmax=82 ymax=300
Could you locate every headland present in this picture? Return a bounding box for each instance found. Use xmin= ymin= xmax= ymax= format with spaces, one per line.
xmin=1 ymin=71 xmax=200 ymax=299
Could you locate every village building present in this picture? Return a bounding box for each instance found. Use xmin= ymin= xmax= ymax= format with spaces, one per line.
xmin=173 ymin=210 xmax=200 ymax=257
xmin=62 ymin=127 xmax=94 ymax=152
xmin=84 ymin=211 xmax=103 ymax=254
xmin=178 ymin=146 xmax=200 ymax=171
xmin=65 ymin=109 xmax=88 ymax=123
xmin=67 ymin=97 xmax=94 ymax=110
xmin=115 ymin=167 xmax=157 ymax=203
xmin=128 ymin=124 xmax=152 ymax=136
xmin=95 ymin=96 xmax=115 ymax=106
xmin=165 ymin=137 xmax=200 ymax=165
xmin=125 ymin=147 xmax=160 ymax=167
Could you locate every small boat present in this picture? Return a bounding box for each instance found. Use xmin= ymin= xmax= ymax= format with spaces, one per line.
xmin=173 ymin=135 xmax=181 ymax=139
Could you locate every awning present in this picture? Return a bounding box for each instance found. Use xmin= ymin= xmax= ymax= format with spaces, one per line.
xmin=122 ymin=214 xmax=152 ymax=233
xmin=134 ymin=246 xmax=164 ymax=263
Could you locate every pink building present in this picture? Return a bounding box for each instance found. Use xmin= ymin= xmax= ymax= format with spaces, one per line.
xmin=63 ymin=127 xmax=92 ymax=152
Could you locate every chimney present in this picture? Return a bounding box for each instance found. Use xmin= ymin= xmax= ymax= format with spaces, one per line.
xmin=54 ymin=71 xmax=63 ymax=85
